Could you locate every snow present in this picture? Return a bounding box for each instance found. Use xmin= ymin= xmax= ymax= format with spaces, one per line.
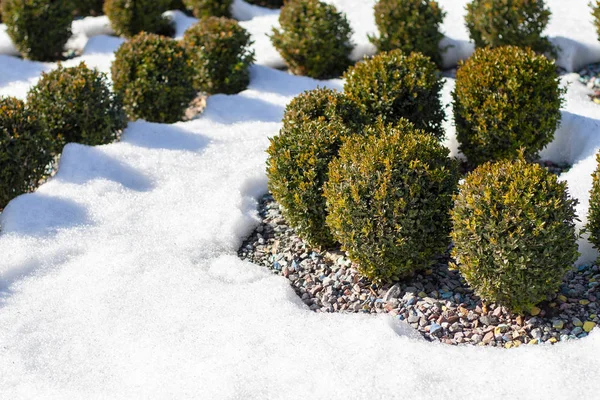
xmin=0 ymin=2 xmax=600 ymax=398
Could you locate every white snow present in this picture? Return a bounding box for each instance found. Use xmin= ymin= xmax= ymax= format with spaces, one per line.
xmin=1 ymin=2 xmax=600 ymax=398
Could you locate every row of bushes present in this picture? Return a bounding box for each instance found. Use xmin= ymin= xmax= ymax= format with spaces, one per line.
xmin=266 ymin=45 xmax=578 ymax=313
xmin=0 ymin=16 xmax=255 ymax=208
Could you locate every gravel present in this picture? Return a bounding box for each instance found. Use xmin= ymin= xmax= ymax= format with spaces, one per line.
xmin=238 ymin=193 xmax=600 ymax=348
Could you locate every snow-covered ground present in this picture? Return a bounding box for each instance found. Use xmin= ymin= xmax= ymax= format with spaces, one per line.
xmin=0 ymin=1 xmax=600 ymax=398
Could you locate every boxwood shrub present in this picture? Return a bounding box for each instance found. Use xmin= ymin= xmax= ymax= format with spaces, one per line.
xmin=369 ymin=0 xmax=446 ymax=68
xmin=104 ymin=0 xmax=173 ymax=38
xmin=270 ymin=0 xmax=354 ymax=79
xmin=72 ymin=0 xmax=104 ymax=16
xmin=587 ymin=152 xmax=600 ymax=251
xmin=451 ymin=157 xmax=579 ymax=313
xmin=465 ymin=0 xmax=554 ymax=55
xmin=1 ymin=0 xmax=74 ymax=61
xmin=344 ymin=50 xmax=445 ymax=139
xmin=452 ymin=46 xmax=564 ymax=166
xmin=593 ymin=1 xmax=600 ymax=41
xmin=112 ymin=32 xmax=196 ymax=123
xmin=245 ymin=0 xmax=283 ymax=8
xmin=183 ymin=0 xmax=231 ymax=18
xmin=181 ymin=17 xmax=255 ymax=94
xmin=27 ymin=63 xmax=127 ymax=149
xmin=0 ymin=97 xmax=54 ymax=209
xmin=324 ymin=119 xmax=459 ymax=282
xmin=266 ymin=88 xmax=364 ymax=247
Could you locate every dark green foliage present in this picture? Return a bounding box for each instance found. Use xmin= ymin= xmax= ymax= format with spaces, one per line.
xmin=72 ymin=0 xmax=104 ymax=16
xmin=111 ymin=32 xmax=196 ymax=123
xmin=593 ymin=1 xmax=600 ymax=41
xmin=27 ymin=63 xmax=127 ymax=149
xmin=1 ymin=0 xmax=74 ymax=61
xmin=465 ymin=0 xmax=555 ymax=55
xmin=587 ymin=152 xmax=600 ymax=251
xmin=103 ymin=0 xmax=173 ymax=38
xmin=183 ymin=0 xmax=231 ymax=18
xmin=181 ymin=17 xmax=255 ymax=94
xmin=270 ymin=0 xmax=354 ymax=79
xmin=0 ymin=97 xmax=54 ymax=209
xmin=369 ymin=0 xmax=446 ymax=68
xmin=452 ymin=46 xmax=564 ymax=166
xmin=324 ymin=119 xmax=459 ymax=283
xmin=166 ymin=0 xmax=186 ymax=10
xmin=451 ymin=158 xmax=579 ymax=313
xmin=344 ymin=50 xmax=445 ymax=139
xmin=245 ymin=0 xmax=283 ymax=8
xmin=266 ymin=88 xmax=363 ymax=247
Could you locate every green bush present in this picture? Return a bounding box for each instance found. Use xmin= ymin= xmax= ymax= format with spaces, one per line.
xmin=266 ymin=88 xmax=364 ymax=247
xmin=0 ymin=97 xmax=54 ymax=209
xmin=181 ymin=17 xmax=255 ymax=94
xmin=324 ymin=119 xmax=459 ymax=282
xmin=451 ymin=157 xmax=579 ymax=313
xmin=72 ymin=0 xmax=104 ymax=16
xmin=1 ymin=0 xmax=74 ymax=61
xmin=27 ymin=63 xmax=127 ymax=149
xmin=103 ymin=0 xmax=173 ymax=38
xmin=452 ymin=46 xmax=563 ymax=166
xmin=245 ymin=0 xmax=283 ymax=8
xmin=270 ymin=0 xmax=354 ymax=79
xmin=183 ymin=0 xmax=231 ymax=18
xmin=587 ymin=152 xmax=600 ymax=251
xmin=465 ymin=0 xmax=555 ymax=55
xmin=369 ymin=0 xmax=446 ymax=68
xmin=344 ymin=50 xmax=445 ymax=139
xmin=593 ymin=1 xmax=600 ymax=41
xmin=112 ymin=32 xmax=196 ymax=123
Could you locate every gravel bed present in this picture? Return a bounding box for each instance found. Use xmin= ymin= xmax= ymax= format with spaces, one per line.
xmin=238 ymin=193 xmax=599 ymax=348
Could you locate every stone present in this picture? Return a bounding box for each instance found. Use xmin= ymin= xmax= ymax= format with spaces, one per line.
xmin=482 ymin=331 xmax=494 ymax=343
xmin=583 ymin=321 xmax=596 ymax=333
xmin=528 ymin=339 xmax=539 ymax=345
xmin=531 ymin=328 xmax=542 ymax=339
xmin=530 ymin=306 xmax=541 ymax=316
xmin=552 ymin=320 xmax=565 ymax=330
xmin=571 ymin=327 xmax=583 ymax=336
xmin=383 ymin=284 xmax=401 ymax=302
xmin=580 ymin=299 xmax=590 ymax=306
xmin=479 ymin=316 xmax=491 ymax=326
xmin=430 ymin=323 xmax=443 ymax=336
xmin=572 ymin=318 xmax=583 ymax=327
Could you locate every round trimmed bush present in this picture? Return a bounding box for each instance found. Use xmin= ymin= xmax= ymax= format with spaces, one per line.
xmin=451 ymin=158 xmax=579 ymax=313
xmin=72 ymin=0 xmax=104 ymax=16
xmin=270 ymin=0 xmax=354 ymax=79
xmin=587 ymin=152 xmax=600 ymax=251
xmin=103 ymin=0 xmax=173 ymax=38
xmin=27 ymin=62 xmax=127 ymax=149
xmin=266 ymin=88 xmax=364 ymax=247
xmin=112 ymin=32 xmax=196 ymax=123
xmin=1 ymin=0 xmax=74 ymax=61
xmin=181 ymin=17 xmax=255 ymax=94
xmin=593 ymin=1 xmax=600 ymax=42
xmin=183 ymin=0 xmax=231 ymax=18
xmin=344 ymin=50 xmax=445 ymax=139
xmin=452 ymin=46 xmax=564 ymax=166
xmin=465 ymin=0 xmax=554 ymax=55
xmin=369 ymin=0 xmax=446 ymax=68
xmin=0 ymin=97 xmax=54 ymax=209
xmin=324 ymin=119 xmax=459 ymax=282
xmin=245 ymin=0 xmax=283 ymax=8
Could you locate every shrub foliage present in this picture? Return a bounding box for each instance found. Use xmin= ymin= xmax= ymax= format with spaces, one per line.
xmin=465 ymin=0 xmax=554 ymax=55
xmin=324 ymin=119 xmax=459 ymax=282
xmin=593 ymin=1 xmax=600 ymax=42
xmin=245 ymin=0 xmax=283 ymax=8
xmin=370 ymin=0 xmax=446 ymax=67
xmin=72 ymin=0 xmax=104 ymax=16
xmin=266 ymin=88 xmax=364 ymax=247
xmin=112 ymin=33 xmax=196 ymax=123
xmin=104 ymin=0 xmax=173 ymax=38
xmin=27 ymin=63 xmax=127 ymax=149
xmin=344 ymin=50 xmax=445 ymax=139
xmin=587 ymin=152 xmax=600 ymax=251
xmin=0 ymin=97 xmax=54 ymax=209
xmin=452 ymin=46 xmax=563 ymax=166
xmin=181 ymin=17 xmax=255 ymax=94
xmin=1 ymin=0 xmax=74 ymax=61
xmin=451 ymin=158 xmax=579 ymax=313
xmin=270 ymin=0 xmax=354 ymax=79
xmin=183 ymin=0 xmax=231 ymax=18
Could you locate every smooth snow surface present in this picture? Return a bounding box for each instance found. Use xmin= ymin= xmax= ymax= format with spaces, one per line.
xmin=1 ymin=3 xmax=600 ymax=398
